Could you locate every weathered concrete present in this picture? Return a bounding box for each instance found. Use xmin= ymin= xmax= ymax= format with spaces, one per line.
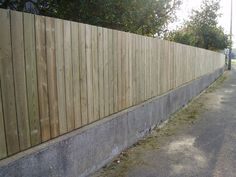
xmin=0 ymin=67 xmax=224 ymax=177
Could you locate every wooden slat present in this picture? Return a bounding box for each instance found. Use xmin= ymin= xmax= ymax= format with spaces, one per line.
xmin=98 ymin=27 xmax=104 ymax=118
xmin=132 ymin=34 xmax=137 ymax=105
xmin=137 ymin=35 xmax=142 ymax=102
xmin=127 ymin=33 xmax=132 ymax=107
xmin=113 ymin=30 xmax=118 ymax=112
xmin=85 ymin=25 xmax=94 ymax=123
xmin=108 ymin=29 xmax=114 ymax=114
xmin=117 ymin=31 xmax=122 ymax=111
xmin=103 ymin=28 xmax=109 ymax=116
xmin=71 ymin=21 xmax=82 ymax=128
xmin=79 ymin=23 xmax=88 ymax=125
xmin=125 ymin=33 xmax=130 ymax=107
xmin=46 ymin=17 xmax=59 ymax=138
xmin=64 ymin=20 xmax=75 ymax=131
xmin=0 ymin=83 xmax=7 ymax=159
xmin=55 ymin=18 xmax=67 ymax=134
xmin=23 ymin=12 xmax=41 ymax=146
xmin=121 ymin=32 xmax=127 ymax=108
xmin=91 ymin=26 xmax=99 ymax=121
xmin=11 ymin=10 xmax=31 ymax=150
xmin=35 ymin=15 xmax=51 ymax=142
xmin=0 ymin=9 xmax=19 ymax=155
xmin=140 ymin=36 xmax=145 ymax=100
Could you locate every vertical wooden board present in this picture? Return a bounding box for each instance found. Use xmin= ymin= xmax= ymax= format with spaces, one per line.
xmin=136 ymin=36 xmax=140 ymax=103
xmin=71 ymin=22 xmax=82 ymax=128
xmin=158 ymin=40 xmax=163 ymax=95
xmin=131 ymin=34 xmax=137 ymax=105
xmin=146 ymin=38 xmax=151 ymax=98
xmin=160 ymin=40 xmax=165 ymax=94
xmin=125 ymin=33 xmax=129 ymax=107
xmin=164 ymin=41 xmax=168 ymax=92
xmin=112 ymin=30 xmax=118 ymax=112
xmin=108 ymin=29 xmax=114 ymax=114
xmin=91 ymin=26 xmax=99 ymax=121
xmin=55 ymin=19 xmax=67 ymax=134
xmin=161 ymin=40 xmax=165 ymax=92
xmin=125 ymin=33 xmax=130 ymax=108
xmin=103 ymin=28 xmax=109 ymax=115
xmin=11 ymin=10 xmax=31 ymax=150
xmin=140 ymin=36 xmax=145 ymax=101
xmin=45 ymin=17 xmax=59 ymax=138
xmin=85 ymin=25 xmax=94 ymax=122
xmin=154 ymin=39 xmax=158 ymax=95
xmin=148 ymin=38 xmax=152 ymax=98
xmin=0 ymin=83 xmax=7 ymax=159
xmin=135 ymin=35 xmax=141 ymax=103
xmin=121 ymin=32 xmax=127 ymax=108
xmin=156 ymin=39 xmax=161 ymax=96
xmin=128 ymin=33 xmax=133 ymax=107
xmin=35 ymin=15 xmax=51 ymax=142
xmin=117 ymin=31 xmax=122 ymax=110
xmin=64 ymin=20 xmax=75 ymax=131
xmin=151 ymin=39 xmax=155 ymax=96
xmin=23 ymin=12 xmax=41 ymax=145
xmin=175 ymin=44 xmax=179 ymax=87
xmin=144 ymin=37 xmax=148 ymax=99
xmin=167 ymin=41 xmax=171 ymax=90
xmin=0 ymin=9 xmax=19 ymax=155
xmin=172 ymin=42 xmax=175 ymax=88
xmin=144 ymin=37 xmax=149 ymax=100
xmin=135 ymin=35 xmax=138 ymax=103
xmin=98 ymin=27 xmax=104 ymax=118
xmin=78 ymin=24 xmax=88 ymax=125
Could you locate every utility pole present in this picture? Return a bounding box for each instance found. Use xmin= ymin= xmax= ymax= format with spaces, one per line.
xmin=228 ymin=0 xmax=233 ymax=70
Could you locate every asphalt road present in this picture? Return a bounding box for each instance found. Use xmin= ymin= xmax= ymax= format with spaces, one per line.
xmin=92 ymin=65 xmax=236 ymax=177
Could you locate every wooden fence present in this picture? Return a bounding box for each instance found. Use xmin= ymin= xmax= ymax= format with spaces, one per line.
xmin=0 ymin=9 xmax=225 ymax=160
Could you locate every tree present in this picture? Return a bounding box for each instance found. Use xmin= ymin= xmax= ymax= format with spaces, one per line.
xmin=166 ymin=0 xmax=230 ymax=51
xmin=0 ymin=0 xmax=181 ymax=37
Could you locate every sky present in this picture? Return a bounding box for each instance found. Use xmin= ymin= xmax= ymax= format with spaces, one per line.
xmin=170 ymin=0 xmax=236 ymax=48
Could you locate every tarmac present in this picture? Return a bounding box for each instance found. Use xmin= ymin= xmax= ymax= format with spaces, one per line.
xmin=92 ymin=64 xmax=236 ymax=177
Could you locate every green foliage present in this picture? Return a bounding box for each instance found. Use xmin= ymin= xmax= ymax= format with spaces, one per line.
xmin=166 ymin=0 xmax=230 ymax=51
xmin=0 ymin=0 xmax=181 ymax=37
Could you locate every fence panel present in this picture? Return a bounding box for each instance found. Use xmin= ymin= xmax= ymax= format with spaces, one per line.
xmin=0 ymin=9 xmax=225 ymax=160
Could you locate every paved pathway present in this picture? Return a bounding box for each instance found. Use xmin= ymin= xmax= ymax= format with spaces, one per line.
xmin=92 ymin=65 xmax=236 ymax=177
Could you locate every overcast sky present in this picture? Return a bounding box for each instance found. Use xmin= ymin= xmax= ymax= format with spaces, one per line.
xmin=170 ymin=0 xmax=236 ymax=48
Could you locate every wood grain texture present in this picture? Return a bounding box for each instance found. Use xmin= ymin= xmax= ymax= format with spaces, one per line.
xmin=64 ymin=20 xmax=75 ymax=131
xmin=103 ymin=28 xmax=109 ymax=116
xmin=11 ymin=10 xmax=31 ymax=150
xmin=91 ymin=26 xmax=99 ymax=122
xmin=113 ymin=30 xmax=118 ymax=112
xmin=71 ymin=22 xmax=82 ymax=128
xmin=55 ymin=18 xmax=67 ymax=134
xmin=108 ymin=29 xmax=114 ymax=114
xmin=117 ymin=31 xmax=122 ymax=111
xmin=35 ymin=15 xmax=51 ymax=142
xmin=46 ymin=17 xmax=59 ymax=138
xmin=0 ymin=83 xmax=7 ymax=159
xmin=23 ymin=12 xmax=41 ymax=146
xmin=98 ymin=27 xmax=105 ymax=119
xmin=79 ymin=23 xmax=88 ymax=125
xmin=85 ymin=25 xmax=94 ymax=123
xmin=0 ymin=9 xmax=20 ymax=155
